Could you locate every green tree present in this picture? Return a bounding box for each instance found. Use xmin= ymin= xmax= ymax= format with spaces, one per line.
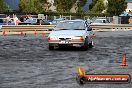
xmin=78 ymin=0 xmax=87 ymax=6
xmin=89 ymin=0 xmax=98 ymax=10
xmin=90 ymin=0 xmax=105 ymax=13
xmin=54 ymin=0 xmax=77 ymax=13
xmin=0 ymin=0 xmax=9 ymax=12
xmin=54 ymin=0 xmax=86 ymax=13
xmin=76 ymin=0 xmax=87 ymax=16
xmin=107 ymin=0 xmax=127 ymax=16
xmin=77 ymin=0 xmax=87 ymax=12
xmin=19 ymin=0 xmax=47 ymax=13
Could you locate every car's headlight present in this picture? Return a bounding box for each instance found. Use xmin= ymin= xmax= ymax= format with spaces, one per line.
xmin=72 ymin=36 xmax=84 ymax=41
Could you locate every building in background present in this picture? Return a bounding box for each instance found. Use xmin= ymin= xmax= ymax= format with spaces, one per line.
xmin=126 ymin=0 xmax=132 ymax=12
xmin=47 ymin=0 xmax=56 ymax=11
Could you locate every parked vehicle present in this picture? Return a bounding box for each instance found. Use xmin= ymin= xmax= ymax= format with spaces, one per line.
xmin=18 ymin=18 xmax=50 ymax=25
xmin=87 ymin=18 xmax=93 ymax=24
xmin=35 ymin=19 xmax=50 ymax=25
xmin=0 ymin=18 xmax=15 ymax=25
xmin=48 ymin=20 xmax=93 ymax=50
xmin=49 ymin=18 xmax=66 ymax=25
xmin=92 ymin=18 xmax=111 ymax=25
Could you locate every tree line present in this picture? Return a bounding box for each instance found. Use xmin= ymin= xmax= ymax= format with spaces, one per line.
xmin=0 ymin=0 xmax=127 ymax=16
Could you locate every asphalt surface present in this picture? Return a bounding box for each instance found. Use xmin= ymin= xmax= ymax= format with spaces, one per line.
xmin=0 ymin=31 xmax=132 ymax=88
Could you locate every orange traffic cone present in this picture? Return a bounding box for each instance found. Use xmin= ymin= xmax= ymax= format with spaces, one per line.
xmin=3 ymin=31 xmax=6 ymax=36
xmin=42 ymin=32 xmax=46 ymax=38
xmin=120 ymin=53 xmax=128 ymax=66
xmin=21 ymin=31 xmax=24 ymax=36
xmin=34 ymin=30 xmax=37 ymax=37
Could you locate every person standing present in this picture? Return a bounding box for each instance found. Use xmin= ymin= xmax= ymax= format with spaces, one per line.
xmin=13 ymin=14 xmax=20 ymax=25
xmin=6 ymin=15 xmax=10 ymax=25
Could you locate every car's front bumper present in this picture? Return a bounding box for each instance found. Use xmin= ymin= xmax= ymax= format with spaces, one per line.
xmin=48 ymin=40 xmax=85 ymax=47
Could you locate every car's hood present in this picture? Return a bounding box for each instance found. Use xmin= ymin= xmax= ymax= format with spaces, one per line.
xmin=49 ymin=30 xmax=86 ymax=36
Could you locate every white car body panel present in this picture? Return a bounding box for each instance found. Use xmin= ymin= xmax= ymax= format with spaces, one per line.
xmin=49 ymin=30 xmax=86 ymax=36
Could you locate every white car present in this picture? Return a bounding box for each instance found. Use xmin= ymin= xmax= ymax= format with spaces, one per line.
xmin=48 ymin=20 xmax=93 ymax=50
xmin=49 ymin=18 xmax=66 ymax=25
xmin=92 ymin=18 xmax=110 ymax=25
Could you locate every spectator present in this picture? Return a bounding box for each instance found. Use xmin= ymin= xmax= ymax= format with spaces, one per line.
xmin=20 ymin=16 xmax=24 ymax=22
xmin=28 ymin=14 xmax=32 ymax=20
xmin=6 ymin=15 xmax=11 ymax=25
xmin=13 ymin=14 xmax=21 ymax=25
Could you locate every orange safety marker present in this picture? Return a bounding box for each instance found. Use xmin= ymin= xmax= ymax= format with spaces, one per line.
xmin=120 ymin=53 xmax=128 ymax=66
xmin=42 ymin=32 xmax=46 ymax=39
xmin=34 ymin=30 xmax=37 ymax=37
xmin=20 ymin=31 xmax=24 ymax=36
xmin=3 ymin=31 xmax=7 ymax=36
xmin=76 ymin=66 xmax=130 ymax=84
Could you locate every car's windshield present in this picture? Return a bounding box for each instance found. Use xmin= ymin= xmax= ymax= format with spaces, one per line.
xmin=55 ymin=21 xmax=85 ymax=30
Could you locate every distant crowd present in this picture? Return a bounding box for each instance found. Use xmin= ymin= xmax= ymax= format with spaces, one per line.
xmin=6 ymin=14 xmax=33 ymax=25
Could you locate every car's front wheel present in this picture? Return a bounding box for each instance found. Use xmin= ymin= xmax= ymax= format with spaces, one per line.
xmin=49 ymin=46 xmax=54 ymax=50
xmin=81 ymin=38 xmax=88 ymax=51
xmin=89 ymin=41 xmax=93 ymax=48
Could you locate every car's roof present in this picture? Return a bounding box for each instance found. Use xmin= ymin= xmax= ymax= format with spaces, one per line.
xmin=95 ymin=19 xmax=107 ymax=20
xmin=54 ymin=18 xmax=65 ymax=20
xmin=60 ymin=20 xmax=85 ymax=22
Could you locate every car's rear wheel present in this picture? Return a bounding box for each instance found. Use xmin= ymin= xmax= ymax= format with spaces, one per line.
xmin=49 ymin=46 xmax=54 ymax=50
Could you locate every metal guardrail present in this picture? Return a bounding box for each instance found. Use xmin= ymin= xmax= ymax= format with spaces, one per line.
xmin=0 ymin=24 xmax=132 ymax=36
xmin=90 ymin=24 xmax=132 ymax=31
xmin=1 ymin=25 xmax=55 ymax=31
xmin=0 ymin=25 xmax=55 ymax=36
